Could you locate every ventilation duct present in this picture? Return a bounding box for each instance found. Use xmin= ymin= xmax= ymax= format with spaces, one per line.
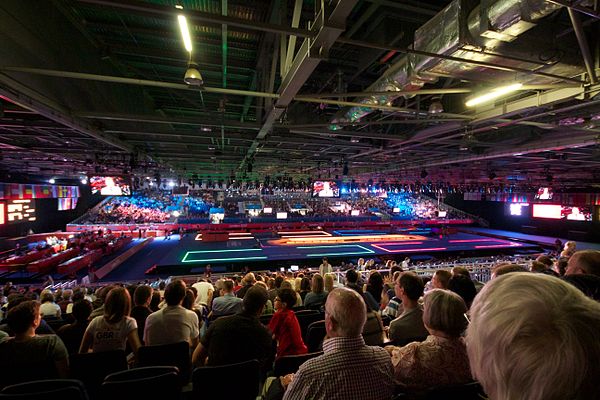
xmin=331 ymin=0 xmax=589 ymax=129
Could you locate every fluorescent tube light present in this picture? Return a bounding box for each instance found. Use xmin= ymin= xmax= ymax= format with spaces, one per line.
xmin=465 ymin=83 xmax=523 ymax=107
xmin=178 ymin=15 xmax=193 ymax=52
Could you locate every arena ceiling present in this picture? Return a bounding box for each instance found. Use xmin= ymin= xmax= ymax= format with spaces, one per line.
xmin=1 ymin=0 xmax=600 ymax=189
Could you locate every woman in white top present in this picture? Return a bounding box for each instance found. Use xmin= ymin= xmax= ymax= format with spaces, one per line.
xmin=39 ymin=291 xmax=61 ymax=319
xmin=79 ymin=287 xmax=141 ymax=354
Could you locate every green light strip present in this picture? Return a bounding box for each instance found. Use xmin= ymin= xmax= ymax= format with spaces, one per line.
xmin=181 ymin=256 xmax=268 ymax=263
xmin=303 ymin=244 xmax=375 ymax=257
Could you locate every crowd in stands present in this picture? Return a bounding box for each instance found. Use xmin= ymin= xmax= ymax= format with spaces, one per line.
xmin=1 ymin=240 xmax=599 ymax=399
xmin=77 ymin=189 xmax=466 ymax=226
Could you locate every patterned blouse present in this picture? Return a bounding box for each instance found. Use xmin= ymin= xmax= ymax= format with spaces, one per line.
xmin=390 ymin=335 xmax=472 ymax=390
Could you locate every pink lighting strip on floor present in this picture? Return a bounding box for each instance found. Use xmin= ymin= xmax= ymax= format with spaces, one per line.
xmin=371 ymin=244 xmax=448 ymax=253
xmin=369 ymin=241 xmax=424 ymax=246
xmin=474 ymin=243 xmax=522 ymax=249
xmin=447 ymin=239 xmax=497 ymax=243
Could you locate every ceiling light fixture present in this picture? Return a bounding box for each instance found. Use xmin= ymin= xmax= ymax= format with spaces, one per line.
xmin=184 ymin=62 xmax=203 ymax=86
xmin=428 ymin=97 xmax=444 ymax=114
xmin=465 ymin=83 xmax=523 ymax=107
xmin=49 ymin=178 xmax=56 ymax=184
xmin=178 ymin=15 xmax=193 ymax=53
xmin=80 ymin=177 xmax=88 ymax=184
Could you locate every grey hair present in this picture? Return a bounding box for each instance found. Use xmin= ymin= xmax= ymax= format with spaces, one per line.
xmin=466 ymin=273 xmax=600 ymax=400
xmin=326 ymin=287 xmax=366 ymax=337
xmin=423 ymin=289 xmax=467 ymax=338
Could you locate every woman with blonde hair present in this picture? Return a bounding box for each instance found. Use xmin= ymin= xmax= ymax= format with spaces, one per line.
xmin=324 ymin=273 xmax=335 ymax=293
xmin=79 ymin=286 xmax=140 ymax=354
xmin=304 ymin=273 xmax=327 ymax=309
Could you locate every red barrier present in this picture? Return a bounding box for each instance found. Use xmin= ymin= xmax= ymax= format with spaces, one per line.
xmin=57 ymin=249 xmax=103 ymax=275
xmin=0 ymin=248 xmax=53 ymax=268
xmin=27 ymin=248 xmax=80 ymax=274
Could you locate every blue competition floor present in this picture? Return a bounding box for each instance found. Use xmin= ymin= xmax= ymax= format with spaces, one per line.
xmin=104 ymin=228 xmax=542 ymax=280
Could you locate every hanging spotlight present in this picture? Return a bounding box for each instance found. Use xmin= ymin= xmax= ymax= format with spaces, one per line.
xmin=49 ymin=178 xmax=56 ymax=184
xmin=80 ymin=177 xmax=88 ymax=185
xmin=184 ymin=62 xmax=203 ymax=86
xmin=428 ymin=97 xmax=444 ymax=114
xmin=465 ymin=83 xmax=523 ymax=107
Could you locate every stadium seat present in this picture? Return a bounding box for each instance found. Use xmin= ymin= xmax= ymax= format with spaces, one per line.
xmin=193 ymin=359 xmax=260 ymax=400
xmin=102 ymin=366 xmax=180 ymax=398
xmin=273 ymin=351 xmax=323 ymax=376
xmin=295 ymin=311 xmax=324 ymax=341
xmin=305 ymin=320 xmax=326 ymax=353
xmin=136 ymin=341 xmax=191 ymax=385
xmin=69 ymin=350 xmax=128 ymax=397
xmin=1 ymin=379 xmax=89 ymax=400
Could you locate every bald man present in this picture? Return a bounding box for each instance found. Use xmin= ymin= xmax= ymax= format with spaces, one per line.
xmin=566 ymin=250 xmax=600 ymax=277
xmin=282 ymin=288 xmax=394 ymax=400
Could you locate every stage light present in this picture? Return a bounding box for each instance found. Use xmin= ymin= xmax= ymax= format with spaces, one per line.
xmin=178 ymin=15 xmax=193 ymax=52
xmin=49 ymin=178 xmax=55 ymax=184
xmin=168 ymin=180 xmax=176 ymax=187
xmin=465 ymin=83 xmax=522 ymax=107
xmin=428 ymin=98 xmax=444 ymax=114
xmin=80 ymin=177 xmax=88 ymax=184
xmin=172 ymin=210 xmax=180 ymax=217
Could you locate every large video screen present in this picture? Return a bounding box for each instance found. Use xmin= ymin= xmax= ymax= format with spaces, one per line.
xmin=312 ymin=181 xmax=340 ymax=198
xmin=532 ymin=204 xmax=592 ymax=221
xmin=58 ymin=197 xmax=78 ymax=211
xmin=562 ymin=206 xmax=592 ymax=221
xmin=90 ymin=176 xmax=131 ymax=196
xmin=534 ymin=187 xmax=553 ymax=200
xmin=532 ymin=204 xmax=562 ymax=219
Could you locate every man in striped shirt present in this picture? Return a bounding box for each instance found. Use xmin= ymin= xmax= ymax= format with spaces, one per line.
xmin=282 ymin=287 xmax=395 ymax=400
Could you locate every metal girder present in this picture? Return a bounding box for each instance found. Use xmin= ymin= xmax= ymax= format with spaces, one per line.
xmin=76 ymin=0 xmax=312 ymax=38
xmin=78 ymin=112 xmax=260 ymax=130
xmin=0 ymin=73 xmax=135 ymax=154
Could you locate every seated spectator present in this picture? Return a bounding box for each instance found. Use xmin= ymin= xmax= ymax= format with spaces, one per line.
xmin=448 ymin=275 xmax=477 ymax=309
xmin=57 ymin=300 xmax=93 ymax=354
xmin=211 ymin=279 xmax=243 ymax=317
xmin=346 ymin=269 xmax=377 ymax=311
xmin=0 ymin=300 xmax=69 ymax=388
xmin=555 ymin=256 xmax=569 ymax=276
xmin=388 ymin=273 xmax=428 ymax=343
xmin=130 ymin=285 xmax=153 ymax=343
xmin=149 ymin=290 xmax=161 ymax=312
xmin=269 ymin=288 xmax=308 ymax=359
xmin=562 ymin=274 xmax=600 ymax=302
xmin=191 ymin=278 xmax=214 ymax=308
xmin=256 ymin=281 xmax=274 ymax=314
xmin=236 ymin=272 xmax=256 ymax=299
xmin=88 ymin=285 xmax=115 ymax=320
xmin=365 ymin=271 xmax=384 ymax=309
xmin=192 ymin=286 xmax=274 ymax=375
xmin=144 ymin=280 xmax=199 ymax=349
xmin=387 ymin=289 xmax=471 ymax=391
xmin=79 ymin=287 xmax=141 ymax=354
xmin=39 ymin=290 xmax=61 ymax=319
xmin=431 ymin=270 xmax=451 ymax=289
xmin=466 ymin=273 xmax=600 ymax=400
xmin=299 ymin=277 xmax=311 ymax=302
xmin=324 ymin=273 xmax=335 ymax=293
xmin=303 ymin=274 xmax=327 ymax=310
xmin=491 ymin=263 xmax=528 ymax=279
xmin=58 ymin=289 xmax=72 ymax=314
xmin=281 ymin=288 xmax=394 ymax=400
xmin=566 ymin=250 xmax=600 ymax=277
xmin=280 ymin=281 xmax=302 ymax=307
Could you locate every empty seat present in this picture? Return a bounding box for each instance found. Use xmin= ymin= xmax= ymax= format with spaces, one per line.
xmin=273 ymin=351 xmax=323 ymax=377
xmin=102 ymin=366 xmax=180 ymax=399
xmin=69 ymin=350 xmax=128 ymax=397
xmin=305 ymin=320 xmax=326 ymax=353
xmin=295 ymin=311 xmax=324 ymax=342
xmin=136 ymin=341 xmax=191 ymax=385
xmin=193 ymin=359 xmax=259 ymax=400
xmin=1 ymin=379 xmax=89 ymax=400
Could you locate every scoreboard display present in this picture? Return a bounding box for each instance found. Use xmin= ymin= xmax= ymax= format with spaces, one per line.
xmin=0 ymin=199 xmax=36 ymax=224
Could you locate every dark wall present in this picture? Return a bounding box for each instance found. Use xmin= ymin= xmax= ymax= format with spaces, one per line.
xmin=0 ymin=186 xmax=102 ymax=238
xmin=445 ymin=194 xmax=600 ymax=242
